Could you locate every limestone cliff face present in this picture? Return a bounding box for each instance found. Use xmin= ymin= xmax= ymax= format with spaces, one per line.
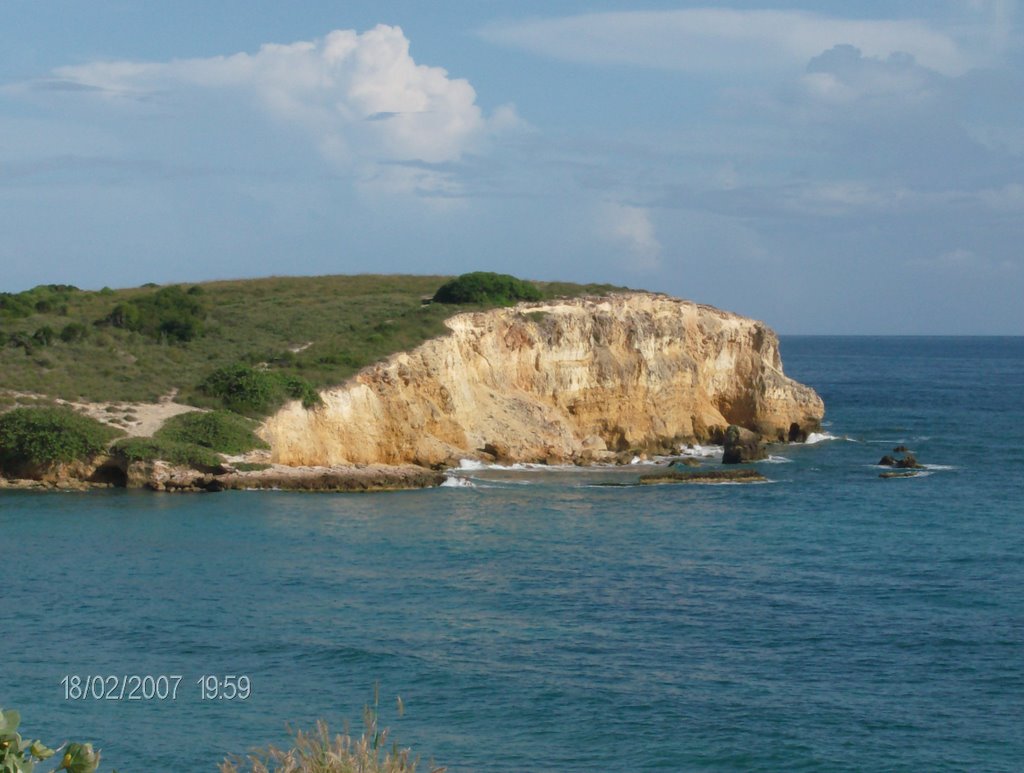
xmin=261 ymin=293 xmax=824 ymax=467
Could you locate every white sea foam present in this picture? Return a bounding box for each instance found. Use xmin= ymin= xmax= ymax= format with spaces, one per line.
xmin=923 ymin=464 xmax=955 ymax=471
xmin=764 ymin=455 xmax=792 ymax=464
xmin=804 ymin=432 xmax=857 ymax=444
xmin=678 ymin=443 xmax=723 ymax=457
xmin=699 ymin=479 xmax=775 ymax=485
xmin=441 ymin=475 xmax=475 ymax=487
xmin=457 ymin=458 xmax=583 ymax=472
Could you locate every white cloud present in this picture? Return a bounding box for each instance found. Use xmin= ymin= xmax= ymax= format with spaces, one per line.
xmin=798 ymin=44 xmax=945 ymax=106
xmin=481 ymin=9 xmax=971 ymax=76
xmin=600 ymin=203 xmax=662 ymax=270
xmin=46 ymin=25 xmax=518 ymax=192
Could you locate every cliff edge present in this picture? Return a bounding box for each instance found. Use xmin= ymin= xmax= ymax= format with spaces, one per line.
xmin=261 ymin=293 xmax=824 ymax=467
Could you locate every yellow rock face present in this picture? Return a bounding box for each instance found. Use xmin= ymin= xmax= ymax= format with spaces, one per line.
xmin=261 ymin=293 xmax=825 ymax=467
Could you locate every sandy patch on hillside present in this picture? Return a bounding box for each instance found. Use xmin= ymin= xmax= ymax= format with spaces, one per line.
xmin=2 ymin=390 xmax=202 ymax=436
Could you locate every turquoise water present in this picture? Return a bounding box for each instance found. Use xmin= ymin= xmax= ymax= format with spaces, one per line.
xmin=3 ymin=337 xmax=1023 ymax=771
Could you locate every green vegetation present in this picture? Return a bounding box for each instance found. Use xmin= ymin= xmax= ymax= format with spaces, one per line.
xmin=221 ymin=688 xmax=439 ymax=773
xmin=111 ymin=436 xmax=221 ymax=469
xmin=108 ymin=410 xmax=265 ymax=471
xmin=233 ymin=462 xmax=271 ymax=472
xmin=0 ymin=707 xmax=101 ymax=773
xmin=0 ymin=274 xmax=631 ymax=406
xmin=0 ymin=284 xmax=79 ymax=321
xmin=432 ymin=271 xmax=543 ymax=305
xmin=101 ymin=284 xmax=205 ymax=342
xmin=195 ymin=364 xmax=321 ymax=416
xmin=155 ymin=410 xmax=267 ymax=455
xmin=0 ymin=407 xmax=122 ymax=469
xmin=59 ymin=322 xmax=88 ymax=344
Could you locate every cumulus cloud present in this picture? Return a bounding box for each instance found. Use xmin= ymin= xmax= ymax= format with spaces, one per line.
xmin=44 ymin=25 xmax=518 ymax=192
xmin=600 ymin=203 xmax=662 ymax=270
xmin=800 ymin=44 xmax=946 ymax=105
xmin=480 ymin=9 xmax=970 ymax=76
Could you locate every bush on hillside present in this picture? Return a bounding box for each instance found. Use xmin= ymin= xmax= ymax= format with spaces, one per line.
xmin=154 ymin=410 xmax=268 ymax=455
xmin=432 ymin=272 xmax=542 ymax=306
xmin=0 ymin=285 xmax=79 ymax=321
xmin=103 ymin=285 xmax=205 ymax=343
xmin=0 ymin=407 xmax=121 ymax=468
xmin=60 ymin=321 xmax=89 ymax=343
xmin=6 ymin=332 xmax=36 ymax=355
xmin=112 ymin=436 xmax=222 ymax=469
xmin=32 ymin=326 xmax=55 ymax=347
xmin=198 ymin=364 xmax=322 ymax=416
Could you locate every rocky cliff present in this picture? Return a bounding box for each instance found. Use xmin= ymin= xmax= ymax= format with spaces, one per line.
xmin=261 ymin=293 xmax=824 ymax=467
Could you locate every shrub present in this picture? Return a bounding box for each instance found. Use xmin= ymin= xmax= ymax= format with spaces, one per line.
xmin=102 ymin=285 xmax=205 ymax=342
xmin=60 ymin=322 xmax=88 ymax=343
xmin=198 ymin=365 xmax=322 ymax=416
xmin=7 ymin=332 xmax=36 ymax=355
xmin=0 ymin=293 xmax=35 ymax=319
xmin=198 ymin=365 xmax=275 ymax=415
xmin=112 ymin=436 xmax=221 ymax=469
xmin=220 ymin=688 xmax=436 ymax=773
xmin=0 ymin=285 xmax=79 ymax=321
xmin=155 ymin=410 xmax=268 ymax=455
xmin=0 ymin=407 xmax=121 ymax=469
xmin=32 ymin=326 xmax=55 ymax=347
xmin=432 ymin=272 xmax=542 ymax=305
xmin=279 ymin=373 xmax=323 ymax=410
xmin=233 ymin=462 xmax=271 ymax=472
xmin=0 ymin=707 xmax=101 ymax=773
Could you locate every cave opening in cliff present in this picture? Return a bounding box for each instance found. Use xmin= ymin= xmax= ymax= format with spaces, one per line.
xmin=88 ymin=464 xmax=128 ymax=487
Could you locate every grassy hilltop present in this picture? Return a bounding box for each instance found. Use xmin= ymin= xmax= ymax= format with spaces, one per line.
xmin=0 ymin=273 xmax=626 ymax=410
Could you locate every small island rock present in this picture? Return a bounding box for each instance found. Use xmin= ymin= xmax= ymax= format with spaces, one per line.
xmin=722 ymin=425 xmax=768 ymax=464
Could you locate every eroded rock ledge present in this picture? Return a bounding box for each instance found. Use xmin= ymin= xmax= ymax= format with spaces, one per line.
xmin=262 ymin=293 xmax=825 ymax=468
xmin=0 ymin=458 xmax=444 ymax=493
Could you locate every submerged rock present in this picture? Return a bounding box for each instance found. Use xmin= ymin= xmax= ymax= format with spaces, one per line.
xmin=639 ymin=468 xmax=767 ymax=485
xmin=668 ymin=457 xmax=701 ymax=468
xmin=878 ymin=452 xmax=923 ymax=469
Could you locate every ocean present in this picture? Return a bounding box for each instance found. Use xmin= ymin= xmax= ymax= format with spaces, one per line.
xmin=3 ymin=336 xmax=1023 ymax=771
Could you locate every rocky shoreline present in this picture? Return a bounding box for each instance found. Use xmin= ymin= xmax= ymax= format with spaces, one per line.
xmin=0 ymin=419 xmax=805 ymax=494
xmin=0 ymin=460 xmax=445 ymax=493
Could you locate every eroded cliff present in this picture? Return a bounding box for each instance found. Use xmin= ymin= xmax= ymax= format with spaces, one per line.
xmin=261 ymin=293 xmax=824 ymax=467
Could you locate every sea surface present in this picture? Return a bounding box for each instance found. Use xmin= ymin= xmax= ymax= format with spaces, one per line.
xmin=3 ymin=336 xmax=1023 ymax=772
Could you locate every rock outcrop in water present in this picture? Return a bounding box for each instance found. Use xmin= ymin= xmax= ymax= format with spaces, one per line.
xmin=262 ymin=293 xmax=824 ymax=467
xmin=722 ymin=424 xmax=769 ymax=465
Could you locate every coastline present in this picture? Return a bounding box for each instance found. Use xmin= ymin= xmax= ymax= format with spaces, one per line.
xmin=0 ymin=462 xmax=446 ymax=493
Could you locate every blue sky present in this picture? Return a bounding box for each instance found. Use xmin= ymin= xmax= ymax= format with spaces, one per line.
xmin=2 ymin=1 xmax=1022 ymax=333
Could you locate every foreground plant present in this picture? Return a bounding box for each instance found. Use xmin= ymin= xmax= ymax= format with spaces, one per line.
xmin=0 ymin=709 xmax=101 ymax=773
xmin=220 ymin=689 xmax=444 ymax=773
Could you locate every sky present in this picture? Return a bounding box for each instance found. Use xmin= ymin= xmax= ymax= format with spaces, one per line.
xmin=1 ymin=1 xmax=1022 ymax=334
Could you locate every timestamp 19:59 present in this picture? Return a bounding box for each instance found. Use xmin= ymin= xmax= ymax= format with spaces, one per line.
xmin=197 ymin=675 xmax=251 ymax=700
